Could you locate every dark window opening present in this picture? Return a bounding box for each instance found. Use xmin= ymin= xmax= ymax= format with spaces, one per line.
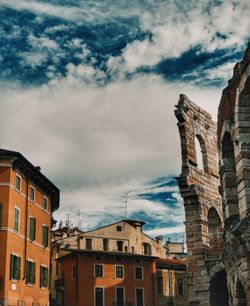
xmin=116 ymin=287 xmax=125 ymax=306
xmin=86 ymin=238 xmax=92 ymax=250
xmin=116 ymin=265 xmax=123 ymax=278
xmin=157 ymin=276 xmax=163 ymax=294
xmin=177 ymin=278 xmax=183 ymax=296
xmin=136 ymin=288 xmax=144 ymax=306
xmin=117 ymin=226 xmax=122 ymax=231
xmin=95 ymin=287 xmax=103 ymax=306
xmin=117 ymin=241 xmax=123 ymax=252
xmin=143 ymin=243 xmax=152 ymax=255
xmin=95 ymin=264 xmax=103 ymax=277
xmin=103 ymin=238 xmax=109 ymax=251
xmin=135 ymin=266 xmax=143 ymax=280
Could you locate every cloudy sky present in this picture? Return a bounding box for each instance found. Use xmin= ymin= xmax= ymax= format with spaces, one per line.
xmin=0 ymin=0 xmax=249 ymax=242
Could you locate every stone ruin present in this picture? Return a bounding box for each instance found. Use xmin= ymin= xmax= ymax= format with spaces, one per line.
xmin=175 ymin=44 xmax=250 ymax=306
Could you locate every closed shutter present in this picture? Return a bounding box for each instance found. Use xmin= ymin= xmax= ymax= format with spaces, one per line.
xmin=10 ymin=254 xmax=14 ymax=279
xmin=31 ymin=262 xmax=36 ymax=284
xmin=16 ymin=256 xmax=21 ymax=280
xmin=29 ymin=218 xmax=36 ymax=240
xmin=26 ymin=260 xmax=30 ymax=283
xmin=42 ymin=226 xmax=48 ymax=247
xmin=44 ymin=267 xmax=48 ymax=287
xmin=40 ymin=266 xmax=43 ymax=287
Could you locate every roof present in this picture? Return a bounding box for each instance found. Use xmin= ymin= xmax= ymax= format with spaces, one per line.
xmin=0 ymin=149 xmax=60 ymax=211
xmin=57 ymin=248 xmax=159 ymax=261
xmin=157 ymin=258 xmax=186 ymax=271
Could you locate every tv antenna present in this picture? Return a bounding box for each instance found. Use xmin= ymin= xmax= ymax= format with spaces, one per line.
xmin=75 ymin=209 xmax=84 ymax=230
xmin=122 ymin=190 xmax=133 ymax=219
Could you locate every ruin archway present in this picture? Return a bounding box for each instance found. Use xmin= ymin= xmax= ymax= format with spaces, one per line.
xmin=210 ymin=270 xmax=229 ymax=306
xmin=236 ymin=280 xmax=247 ymax=306
xmin=207 ymin=207 xmax=222 ymax=249
xmin=195 ymin=134 xmax=208 ymax=172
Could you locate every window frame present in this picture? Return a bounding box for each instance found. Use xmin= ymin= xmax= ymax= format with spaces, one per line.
xmin=26 ymin=259 xmax=36 ymax=284
xmin=14 ymin=206 xmax=20 ymax=232
xmin=115 ymin=265 xmax=124 ymax=279
xmin=43 ymin=196 xmax=48 ymax=210
xmin=29 ymin=216 xmax=36 ymax=241
xmin=30 ymin=186 xmax=35 ymax=202
xmin=135 ymin=288 xmax=144 ymax=306
xmin=42 ymin=224 xmax=49 ymax=248
xmin=115 ymin=287 xmax=125 ymax=306
xmin=135 ymin=266 xmax=143 ymax=280
xmin=95 ymin=264 xmax=104 ymax=278
xmin=10 ymin=253 xmax=21 ymax=280
xmin=40 ymin=265 xmax=48 ymax=288
xmin=86 ymin=238 xmax=92 ymax=250
xmin=94 ymin=286 xmax=104 ymax=306
xmin=15 ymin=174 xmax=21 ymax=191
xmin=177 ymin=277 xmax=184 ymax=296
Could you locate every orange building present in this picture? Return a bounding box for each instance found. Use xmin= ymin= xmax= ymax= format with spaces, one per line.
xmin=0 ymin=149 xmax=60 ymax=306
xmin=56 ymin=249 xmax=157 ymax=306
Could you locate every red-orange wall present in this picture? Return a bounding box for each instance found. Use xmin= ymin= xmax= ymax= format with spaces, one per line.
xmin=59 ymin=253 xmax=156 ymax=306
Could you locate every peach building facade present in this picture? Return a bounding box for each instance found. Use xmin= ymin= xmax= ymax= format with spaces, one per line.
xmin=0 ymin=149 xmax=59 ymax=306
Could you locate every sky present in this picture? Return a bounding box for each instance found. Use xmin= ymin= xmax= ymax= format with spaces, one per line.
xmin=0 ymin=0 xmax=249 ymax=242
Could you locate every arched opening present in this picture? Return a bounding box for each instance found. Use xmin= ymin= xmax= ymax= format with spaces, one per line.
xmin=195 ymin=135 xmax=208 ymax=172
xmin=236 ymin=280 xmax=247 ymax=306
xmin=207 ymin=208 xmax=222 ymax=249
xmin=210 ymin=270 xmax=229 ymax=306
xmin=221 ymin=132 xmax=239 ymax=219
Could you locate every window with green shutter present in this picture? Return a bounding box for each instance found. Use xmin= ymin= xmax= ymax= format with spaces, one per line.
xmin=42 ymin=225 xmax=49 ymax=247
xmin=14 ymin=207 xmax=20 ymax=232
xmin=29 ymin=217 xmax=36 ymax=241
xmin=0 ymin=203 xmax=2 ymax=228
xmin=10 ymin=254 xmax=21 ymax=280
xmin=40 ymin=266 xmax=48 ymax=288
xmin=26 ymin=260 xmax=36 ymax=284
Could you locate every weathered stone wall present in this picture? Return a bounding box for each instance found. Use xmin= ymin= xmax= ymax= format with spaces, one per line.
xmin=176 ymin=44 xmax=250 ymax=306
xmin=175 ymin=95 xmax=223 ymax=305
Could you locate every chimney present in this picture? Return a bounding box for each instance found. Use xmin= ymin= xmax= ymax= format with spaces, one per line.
xmin=156 ymin=236 xmax=163 ymax=244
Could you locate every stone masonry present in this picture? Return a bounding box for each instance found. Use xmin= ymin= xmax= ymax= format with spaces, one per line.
xmin=175 ymin=44 xmax=250 ymax=306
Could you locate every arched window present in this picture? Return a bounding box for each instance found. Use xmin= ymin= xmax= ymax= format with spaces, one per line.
xmin=207 ymin=208 xmax=222 ymax=249
xmin=221 ymin=132 xmax=239 ymax=219
xmin=195 ymin=135 xmax=208 ymax=172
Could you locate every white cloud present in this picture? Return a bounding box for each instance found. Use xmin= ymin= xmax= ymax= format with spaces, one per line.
xmin=144 ymin=225 xmax=185 ymax=237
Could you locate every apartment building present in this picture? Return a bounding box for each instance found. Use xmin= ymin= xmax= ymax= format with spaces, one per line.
xmin=51 ymin=220 xmax=188 ymax=306
xmin=0 ymin=149 xmax=60 ymax=306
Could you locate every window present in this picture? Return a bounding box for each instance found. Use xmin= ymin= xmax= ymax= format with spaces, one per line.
xmin=95 ymin=287 xmax=104 ymax=306
xmin=40 ymin=266 xmax=48 ymax=288
xmin=72 ymin=265 xmax=76 ymax=279
xmin=116 ymin=287 xmax=125 ymax=306
xmin=26 ymin=260 xmax=36 ymax=284
xmin=0 ymin=203 xmax=2 ymax=228
xmin=136 ymin=288 xmax=144 ymax=306
xmin=116 ymin=265 xmax=123 ymax=278
xmin=15 ymin=175 xmax=21 ymax=191
xmin=95 ymin=264 xmax=103 ymax=277
xmin=103 ymin=238 xmax=109 ymax=251
xmin=157 ymin=277 xmax=163 ymax=294
xmin=30 ymin=186 xmax=35 ymax=201
xmin=177 ymin=278 xmax=184 ymax=296
xmin=86 ymin=238 xmax=92 ymax=250
xmin=116 ymin=226 xmax=122 ymax=231
xmin=42 ymin=225 xmax=49 ymax=248
xmin=29 ymin=217 xmax=36 ymax=241
xmin=143 ymin=243 xmax=152 ymax=255
xmin=43 ymin=197 xmax=48 ymax=210
xmin=10 ymin=254 xmax=21 ymax=280
xmin=135 ymin=266 xmax=143 ymax=280
xmin=117 ymin=241 xmax=123 ymax=252
xmin=14 ymin=207 xmax=20 ymax=232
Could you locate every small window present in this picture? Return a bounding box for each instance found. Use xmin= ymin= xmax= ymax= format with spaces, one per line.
xmin=43 ymin=197 xmax=48 ymax=210
xmin=95 ymin=287 xmax=104 ymax=306
xmin=95 ymin=264 xmax=103 ymax=277
xmin=157 ymin=276 xmax=163 ymax=294
xmin=10 ymin=254 xmax=21 ymax=280
xmin=117 ymin=241 xmax=123 ymax=252
xmin=103 ymin=238 xmax=109 ymax=251
xmin=86 ymin=238 xmax=92 ymax=250
xmin=136 ymin=288 xmax=144 ymax=306
xmin=29 ymin=217 xmax=36 ymax=241
xmin=72 ymin=265 xmax=76 ymax=279
xmin=143 ymin=243 xmax=152 ymax=255
xmin=42 ymin=225 xmax=49 ymax=248
xmin=116 ymin=226 xmax=122 ymax=231
xmin=177 ymin=278 xmax=184 ymax=296
xmin=116 ymin=265 xmax=123 ymax=278
xmin=14 ymin=207 xmax=20 ymax=232
xmin=30 ymin=186 xmax=35 ymax=201
xmin=40 ymin=265 xmax=48 ymax=288
xmin=26 ymin=260 xmax=36 ymax=284
xmin=15 ymin=175 xmax=21 ymax=191
xmin=135 ymin=266 xmax=143 ymax=280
